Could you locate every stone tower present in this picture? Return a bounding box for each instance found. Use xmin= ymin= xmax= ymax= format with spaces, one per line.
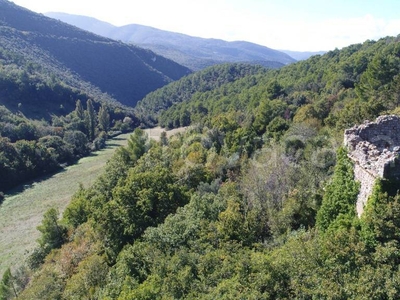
xmin=344 ymin=115 xmax=400 ymax=216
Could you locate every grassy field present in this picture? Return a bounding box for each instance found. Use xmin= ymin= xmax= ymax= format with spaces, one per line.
xmin=0 ymin=127 xmax=186 ymax=275
xmin=144 ymin=126 xmax=187 ymax=141
xmin=0 ymin=133 xmax=132 ymax=275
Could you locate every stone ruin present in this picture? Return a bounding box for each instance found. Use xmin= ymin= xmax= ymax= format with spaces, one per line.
xmin=344 ymin=115 xmax=400 ymax=216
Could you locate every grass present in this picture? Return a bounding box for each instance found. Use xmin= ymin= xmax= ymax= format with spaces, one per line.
xmin=0 ymin=132 xmax=132 ymax=275
xmin=144 ymin=126 xmax=188 ymax=141
xmin=0 ymin=127 xmax=186 ymax=275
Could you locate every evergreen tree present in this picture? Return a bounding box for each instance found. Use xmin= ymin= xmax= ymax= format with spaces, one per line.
xmin=160 ymin=131 xmax=168 ymax=146
xmin=316 ymin=147 xmax=359 ymax=232
xmin=75 ymin=99 xmax=85 ymax=120
xmin=85 ymin=99 xmax=96 ymax=141
xmin=117 ymin=128 xmax=148 ymax=164
xmin=98 ymin=104 xmax=110 ymax=133
xmin=37 ymin=208 xmax=67 ymax=252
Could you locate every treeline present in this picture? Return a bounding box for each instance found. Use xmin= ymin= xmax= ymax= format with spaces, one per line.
xmin=0 ymin=99 xmax=136 ymax=195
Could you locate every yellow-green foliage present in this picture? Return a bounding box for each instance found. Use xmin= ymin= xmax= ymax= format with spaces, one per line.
xmin=12 ymin=35 xmax=400 ymax=299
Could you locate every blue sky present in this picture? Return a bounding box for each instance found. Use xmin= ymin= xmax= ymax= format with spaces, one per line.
xmin=10 ymin=0 xmax=400 ymax=51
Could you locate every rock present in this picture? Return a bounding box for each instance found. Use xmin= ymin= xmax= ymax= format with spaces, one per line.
xmin=344 ymin=115 xmax=400 ymax=216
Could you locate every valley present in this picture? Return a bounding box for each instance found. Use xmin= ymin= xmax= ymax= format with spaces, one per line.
xmin=0 ymin=132 xmax=131 ymax=275
xmin=1 ymin=0 xmax=400 ymax=298
xmin=0 ymin=127 xmax=184 ymax=275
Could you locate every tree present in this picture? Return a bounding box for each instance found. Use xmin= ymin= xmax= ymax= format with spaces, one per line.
xmin=98 ymin=104 xmax=110 ymax=133
xmin=28 ymin=208 xmax=68 ymax=269
xmin=266 ymin=80 xmax=285 ymax=99
xmin=63 ymin=130 xmax=89 ymax=157
xmin=160 ymin=131 xmax=168 ymax=146
xmin=0 ymin=268 xmax=17 ymax=300
xmin=98 ymin=166 xmax=188 ymax=258
xmin=70 ymin=99 xmax=87 ymax=133
xmin=360 ymin=180 xmax=400 ymax=248
xmin=37 ymin=208 xmax=68 ymax=253
xmin=62 ymin=254 xmax=108 ymax=300
xmin=17 ymin=267 xmax=64 ymax=300
xmin=75 ymin=99 xmax=85 ymax=120
xmin=117 ymin=128 xmax=148 ymax=165
xmin=253 ymin=99 xmax=288 ymax=134
xmin=63 ymin=184 xmax=89 ymax=228
xmin=316 ymin=147 xmax=359 ymax=232
xmin=85 ymin=99 xmax=96 ymax=141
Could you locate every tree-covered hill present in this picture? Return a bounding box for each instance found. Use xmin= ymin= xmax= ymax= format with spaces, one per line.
xmin=138 ymin=35 xmax=400 ymax=134
xmin=0 ymin=0 xmax=193 ymax=193
xmin=0 ymin=25 xmax=117 ymax=119
xmin=0 ymin=0 xmax=191 ymax=108
xmin=0 ymin=26 xmax=140 ymax=193
xmin=0 ymin=0 xmax=176 ymax=193
xmin=45 ymin=12 xmax=296 ymax=71
xmin=134 ymin=63 xmax=269 ymax=125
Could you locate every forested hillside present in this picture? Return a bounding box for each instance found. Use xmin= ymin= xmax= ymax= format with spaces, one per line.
xmin=0 ymin=37 xmax=138 ymax=193
xmin=4 ymin=34 xmax=400 ymax=299
xmin=141 ymin=35 xmax=400 ymax=134
xmin=0 ymin=0 xmax=193 ymax=194
xmin=135 ymin=63 xmax=269 ymax=125
xmin=0 ymin=1 xmax=141 ymax=194
xmin=0 ymin=0 xmax=191 ymax=108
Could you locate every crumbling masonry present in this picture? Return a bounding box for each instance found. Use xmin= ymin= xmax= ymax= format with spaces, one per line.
xmin=344 ymin=115 xmax=400 ymax=216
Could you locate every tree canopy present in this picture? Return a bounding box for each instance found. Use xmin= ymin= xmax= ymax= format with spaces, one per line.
xmin=5 ymin=34 xmax=400 ymax=299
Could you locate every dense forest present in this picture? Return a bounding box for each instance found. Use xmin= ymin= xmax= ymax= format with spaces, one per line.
xmin=2 ymin=33 xmax=400 ymax=299
xmin=134 ymin=63 xmax=269 ymax=125
xmin=138 ymin=36 xmax=400 ymax=134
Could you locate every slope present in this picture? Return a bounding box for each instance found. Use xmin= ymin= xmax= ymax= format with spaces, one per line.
xmin=138 ymin=36 xmax=400 ymax=133
xmin=134 ymin=63 xmax=268 ymax=125
xmin=0 ymin=1 xmax=191 ymax=108
xmin=45 ymin=12 xmax=296 ymax=70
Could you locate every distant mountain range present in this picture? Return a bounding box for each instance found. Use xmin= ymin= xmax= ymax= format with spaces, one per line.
xmin=280 ymin=50 xmax=326 ymax=61
xmin=45 ymin=12 xmax=305 ymax=71
xmin=0 ymin=0 xmax=191 ymax=110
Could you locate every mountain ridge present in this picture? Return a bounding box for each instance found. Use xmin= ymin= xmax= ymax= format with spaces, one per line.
xmin=45 ymin=12 xmax=297 ymax=70
xmin=0 ymin=0 xmax=191 ymax=108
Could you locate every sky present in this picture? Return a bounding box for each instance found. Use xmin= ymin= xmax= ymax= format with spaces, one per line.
xmin=10 ymin=0 xmax=400 ymax=52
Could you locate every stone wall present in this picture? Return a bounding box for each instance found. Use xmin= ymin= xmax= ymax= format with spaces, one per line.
xmin=353 ymin=164 xmax=376 ymax=216
xmin=345 ymin=115 xmax=400 ymax=152
xmin=344 ymin=115 xmax=400 ymax=215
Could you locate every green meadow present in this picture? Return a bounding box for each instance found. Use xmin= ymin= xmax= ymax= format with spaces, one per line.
xmin=0 ymin=133 xmax=132 ymax=275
